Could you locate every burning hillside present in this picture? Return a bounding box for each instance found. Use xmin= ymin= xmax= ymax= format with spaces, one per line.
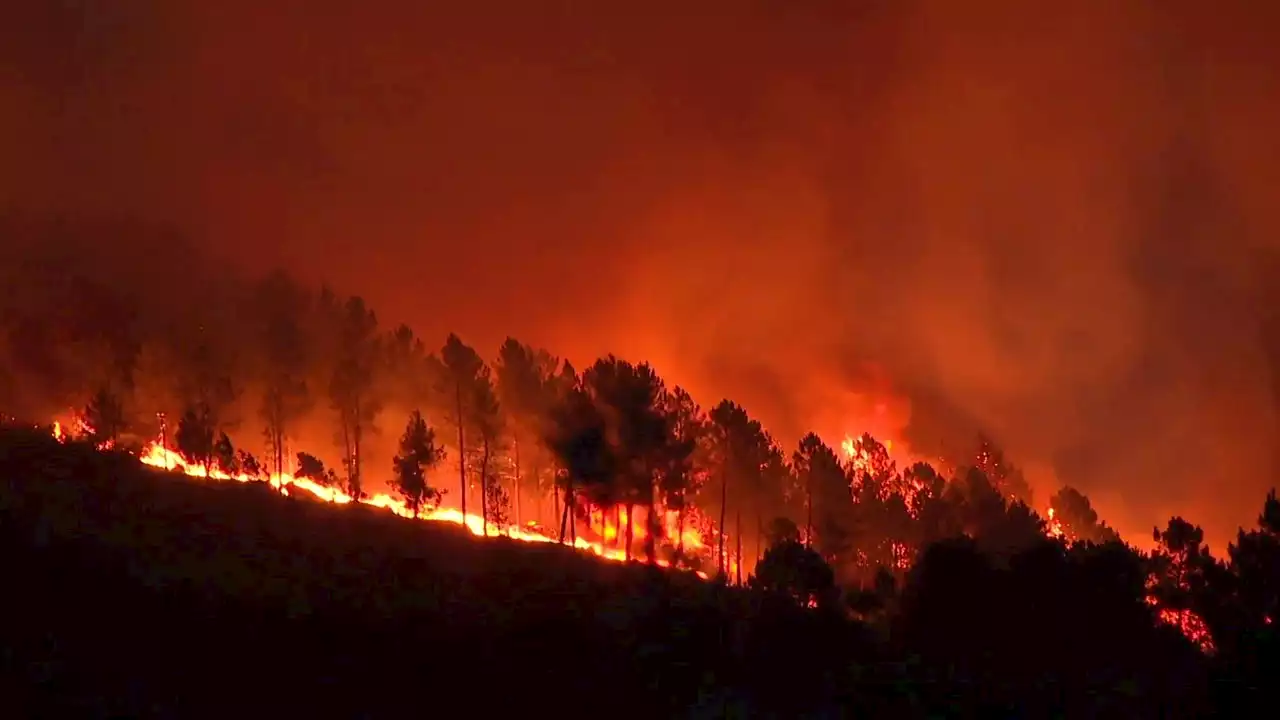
xmin=50 ymin=419 xmax=721 ymax=578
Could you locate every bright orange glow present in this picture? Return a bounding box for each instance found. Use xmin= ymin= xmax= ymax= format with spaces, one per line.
xmin=1147 ymin=597 xmax=1216 ymax=654
xmin=52 ymin=425 xmax=709 ymax=579
xmin=584 ymin=504 xmax=707 ymax=555
xmin=1046 ymin=507 xmax=1066 ymax=539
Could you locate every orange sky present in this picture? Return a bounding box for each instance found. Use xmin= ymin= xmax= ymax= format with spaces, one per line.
xmin=4 ymin=0 xmax=1280 ymax=549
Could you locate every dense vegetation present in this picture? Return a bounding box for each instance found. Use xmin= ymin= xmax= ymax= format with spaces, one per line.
xmin=4 ymin=223 xmax=1280 ymax=714
xmin=4 ymin=427 xmax=1280 ymax=716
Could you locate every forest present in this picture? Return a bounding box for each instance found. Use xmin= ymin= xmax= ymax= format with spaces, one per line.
xmin=3 ymin=219 xmax=1280 ymax=714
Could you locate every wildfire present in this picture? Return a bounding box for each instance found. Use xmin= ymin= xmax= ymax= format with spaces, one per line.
xmin=841 ymin=435 xmax=893 ymax=459
xmin=52 ymin=424 xmax=709 ymax=579
xmin=1046 ymin=507 xmax=1065 ymax=539
xmin=585 ymin=505 xmax=707 ymax=555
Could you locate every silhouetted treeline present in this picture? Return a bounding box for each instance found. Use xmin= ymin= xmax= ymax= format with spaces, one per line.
xmin=7 ymin=427 xmax=1279 ymax=716
xmin=0 ymin=216 xmax=1082 ymax=585
xmin=5 ymin=219 xmax=1280 ymax=713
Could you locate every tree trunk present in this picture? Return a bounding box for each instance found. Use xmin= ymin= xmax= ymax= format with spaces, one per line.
xmin=481 ymin=435 xmax=491 ymax=536
xmin=272 ymin=388 xmax=285 ymax=481
xmin=677 ymin=502 xmax=687 ymax=561
xmin=454 ymin=382 xmax=466 ymax=520
xmin=513 ymin=436 xmax=522 ymax=527
xmin=755 ymin=511 xmax=763 ymax=569
xmin=624 ymin=502 xmax=635 ymax=563
xmin=735 ymin=509 xmax=743 ymax=585
xmin=558 ymin=488 xmax=570 ymax=543
xmin=645 ymin=498 xmax=660 ymax=565
xmin=719 ymin=460 xmax=729 ymax=577
xmin=805 ymin=472 xmax=814 ymax=549
xmin=552 ymin=473 xmax=561 ymax=537
xmin=531 ymin=460 xmax=542 ymax=527
xmin=339 ymin=419 xmax=352 ymax=494
xmin=351 ymin=406 xmax=362 ymax=500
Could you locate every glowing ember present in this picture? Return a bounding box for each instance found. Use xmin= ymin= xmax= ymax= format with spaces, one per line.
xmin=1046 ymin=507 xmax=1065 ymax=539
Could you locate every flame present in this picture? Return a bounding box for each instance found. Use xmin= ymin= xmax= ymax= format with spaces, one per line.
xmin=584 ymin=505 xmax=707 ymax=555
xmin=44 ymin=421 xmax=1222 ymax=648
xmin=1046 ymin=507 xmax=1065 ymax=539
xmin=54 ymin=426 xmax=709 ymax=579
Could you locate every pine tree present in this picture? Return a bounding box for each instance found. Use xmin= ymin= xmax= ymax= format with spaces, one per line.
xmin=391 ymin=410 xmax=445 ymax=518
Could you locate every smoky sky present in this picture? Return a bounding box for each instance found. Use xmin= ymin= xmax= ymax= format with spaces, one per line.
xmin=4 ymin=0 xmax=1279 ymax=548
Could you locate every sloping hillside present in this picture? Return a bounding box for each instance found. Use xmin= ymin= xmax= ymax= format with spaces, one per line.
xmin=0 ymin=428 xmax=859 ymax=718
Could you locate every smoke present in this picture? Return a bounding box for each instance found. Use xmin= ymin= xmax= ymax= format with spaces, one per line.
xmin=3 ymin=0 xmax=1279 ymax=548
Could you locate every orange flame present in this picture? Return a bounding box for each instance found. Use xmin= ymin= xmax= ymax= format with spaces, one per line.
xmin=52 ymin=426 xmax=709 ymax=579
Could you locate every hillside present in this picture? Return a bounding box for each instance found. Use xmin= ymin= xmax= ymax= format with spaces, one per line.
xmin=0 ymin=428 xmax=865 ymax=718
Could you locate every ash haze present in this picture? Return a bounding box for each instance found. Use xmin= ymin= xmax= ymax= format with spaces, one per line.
xmin=3 ymin=0 xmax=1279 ymax=549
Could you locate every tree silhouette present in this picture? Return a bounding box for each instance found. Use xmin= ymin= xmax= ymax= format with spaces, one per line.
xmin=1229 ymin=490 xmax=1280 ymax=630
xmin=792 ymin=433 xmax=851 ymax=563
xmin=971 ymin=433 xmax=1033 ymax=505
xmin=174 ymin=403 xmax=216 ymax=475
xmin=253 ymin=271 xmax=312 ymax=482
xmin=237 ymin=449 xmax=265 ymax=482
xmin=658 ymin=386 xmax=707 ymax=562
xmin=707 ymin=400 xmax=769 ymax=578
xmin=471 ymin=364 xmax=502 ymax=535
xmin=295 ymin=451 xmax=339 ymax=490
xmin=748 ymin=435 xmax=792 ymax=575
xmin=382 ymin=324 xmax=431 ymax=411
xmin=580 ymin=356 xmax=669 ymax=563
xmin=545 ymin=377 xmax=612 ymax=545
xmin=327 ymin=296 xmax=381 ymax=501
xmin=82 ymin=386 xmax=126 ymax=446
xmin=176 ymin=326 xmax=240 ymax=436
xmin=432 ymin=334 xmax=487 ymax=523
xmin=544 ymin=359 xmax=578 ymax=537
xmin=495 ymin=338 xmax=559 ymax=527
xmin=751 ymin=534 xmax=838 ymax=610
xmin=1049 ymin=486 xmax=1120 ymax=544
xmin=213 ymin=432 xmax=238 ymax=476
xmin=484 ymin=477 xmax=511 ymax=532
xmin=390 ymin=410 xmax=445 ymax=518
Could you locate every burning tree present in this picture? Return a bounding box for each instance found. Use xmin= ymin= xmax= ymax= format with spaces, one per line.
xmin=390 ymin=410 xmax=445 ymax=518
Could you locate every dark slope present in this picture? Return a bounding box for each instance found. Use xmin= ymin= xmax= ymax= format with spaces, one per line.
xmin=0 ymin=429 xmax=860 ymax=718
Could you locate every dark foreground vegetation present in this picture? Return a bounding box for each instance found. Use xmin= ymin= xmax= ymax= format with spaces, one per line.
xmin=5 ymin=429 xmax=1280 ymax=717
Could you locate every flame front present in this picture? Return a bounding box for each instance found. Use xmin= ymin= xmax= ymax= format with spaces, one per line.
xmin=125 ymin=438 xmax=709 ymax=579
